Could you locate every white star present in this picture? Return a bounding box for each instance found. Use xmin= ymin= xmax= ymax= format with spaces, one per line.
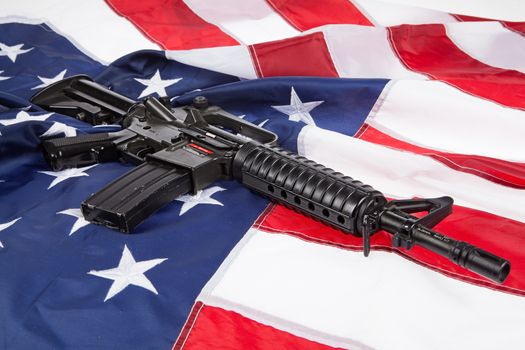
xmin=57 ymin=208 xmax=90 ymax=235
xmin=0 ymin=70 xmax=10 ymax=81
xmin=258 ymin=119 xmax=269 ymax=127
xmin=31 ymin=69 xmax=67 ymax=90
xmin=41 ymin=122 xmax=77 ymax=137
xmin=176 ymin=186 xmax=225 ymax=215
xmin=134 ymin=70 xmax=182 ymax=99
xmin=0 ymin=217 xmax=21 ymax=248
xmin=0 ymin=42 xmax=33 ymax=63
xmin=271 ymin=87 xmax=324 ymax=126
xmin=88 ymin=245 xmax=167 ymax=302
xmin=0 ymin=111 xmax=53 ymax=126
xmin=38 ymin=165 xmax=97 ymax=189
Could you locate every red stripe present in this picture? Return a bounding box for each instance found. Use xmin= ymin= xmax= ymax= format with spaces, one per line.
xmin=453 ymin=14 xmax=525 ymax=35
xmin=172 ymin=301 xmax=204 ymax=350
xmin=358 ymin=125 xmax=525 ymax=189
xmin=106 ymin=0 xmax=238 ymax=50
xmin=174 ymin=304 xmax=343 ymax=350
xmin=259 ymin=204 xmax=525 ymax=295
xmin=249 ymin=32 xmax=339 ymax=78
xmin=503 ymin=22 xmax=525 ymax=36
xmin=265 ymin=0 xmax=372 ymax=31
xmin=388 ymin=24 xmax=525 ymax=110
xmin=452 ymin=14 xmax=494 ymax=22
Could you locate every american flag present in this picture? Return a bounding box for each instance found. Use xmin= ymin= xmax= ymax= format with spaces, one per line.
xmin=1 ymin=0 xmax=524 ymax=349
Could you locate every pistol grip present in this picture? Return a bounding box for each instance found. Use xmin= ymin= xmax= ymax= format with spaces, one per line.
xmin=42 ymin=133 xmax=120 ymax=171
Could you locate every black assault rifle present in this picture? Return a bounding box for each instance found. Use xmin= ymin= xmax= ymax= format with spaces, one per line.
xmin=31 ymin=76 xmax=511 ymax=284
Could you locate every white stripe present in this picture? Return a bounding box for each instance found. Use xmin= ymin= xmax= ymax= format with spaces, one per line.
xmin=366 ymin=80 xmax=525 ymax=162
xmin=446 ymin=22 xmax=525 ymax=74
xmin=352 ymin=0 xmax=457 ymax=26
xmin=298 ymin=124 xmax=525 ymax=223
xmin=166 ymin=46 xmax=257 ymax=79
xmin=378 ymin=0 xmax=525 ymax=22
xmin=0 ymin=0 xmax=159 ymax=64
xmin=203 ymin=228 xmax=525 ymax=350
xmin=198 ymin=228 xmax=373 ymax=350
xmin=320 ymin=25 xmax=427 ymax=79
xmin=183 ymin=0 xmax=300 ymax=45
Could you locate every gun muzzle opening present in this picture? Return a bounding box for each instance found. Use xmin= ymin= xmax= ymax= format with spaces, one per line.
xmin=496 ymin=261 xmax=511 ymax=284
xmin=457 ymin=244 xmax=511 ymax=284
xmin=410 ymin=225 xmax=511 ymax=283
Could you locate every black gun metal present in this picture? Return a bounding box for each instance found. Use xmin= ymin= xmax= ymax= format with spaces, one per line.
xmin=31 ymin=75 xmax=511 ymax=284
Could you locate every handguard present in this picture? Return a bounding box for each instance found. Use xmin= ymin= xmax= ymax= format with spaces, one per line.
xmin=32 ymin=76 xmax=511 ymax=284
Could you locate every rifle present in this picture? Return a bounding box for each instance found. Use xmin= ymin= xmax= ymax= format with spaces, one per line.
xmin=31 ymin=76 xmax=511 ymax=284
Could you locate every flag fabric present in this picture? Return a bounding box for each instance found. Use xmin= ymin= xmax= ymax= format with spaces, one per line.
xmin=1 ymin=1 xmax=525 ymax=349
